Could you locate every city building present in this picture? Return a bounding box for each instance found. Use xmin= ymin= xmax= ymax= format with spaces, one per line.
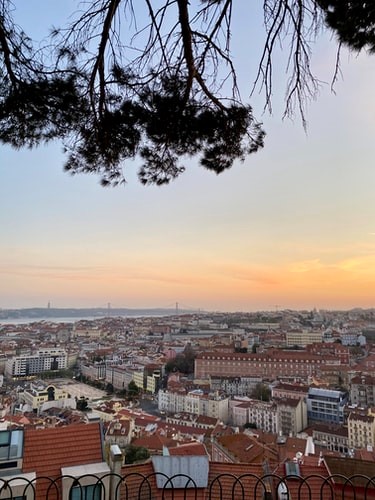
xmin=20 ymin=380 xmax=73 ymax=414
xmin=347 ymin=409 xmax=375 ymax=450
xmin=210 ymin=376 xmax=262 ymax=397
xmin=286 ymin=330 xmax=323 ymax=347
xmin=231 ymin=399 xmax=278 ymax=433
xmin=194 ymin=349 xmax=340 ymax=381
xmin=158 ymin=389 xmax=229 ymax=423
xmin=312 ymin=423 xmax=349 ymax=454
xmin=307 ymin=387 xmax=348 ymax=425
xmin=271 ymin=382 xmax=309 ymax=401
xmin=5 ymin=349 xmax=67 ymax=378
xmin=275 ymin=398 xmax=307 ymax=437
xmin=350 ymin=374 xmax=375 ymax=408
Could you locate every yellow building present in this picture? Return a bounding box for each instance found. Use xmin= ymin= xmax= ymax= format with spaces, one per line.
xmin=21 ymin=381 xmax=71 ymax=413
xmin=348 ymin=409 xmax=375 ymax=450
xmin=286 ymin=330 xmax=323 ymax=347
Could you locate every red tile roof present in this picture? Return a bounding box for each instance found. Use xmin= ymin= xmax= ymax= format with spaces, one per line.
xmin=168 ymin=442 xmax=208 ymax=456
xmin=117 ymin=456 xmax=374 ymax=500
xmin=22 ymin=423 xmax=104 ymax=499
xmin=214 ymin=433 xmax=279 ymax=464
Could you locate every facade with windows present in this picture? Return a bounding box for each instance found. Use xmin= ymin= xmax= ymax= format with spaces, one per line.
xmin=4 ymin=349 xmax=67 ymax=378
xmin=275 ymin=397 xmax=307 ymax=437
xmin=158 ymin=389 xmax=229 ymax=423
xmin=312 ymin=423 xmax=349 ymax=454
xmin=307 ymin=387 xmax=348 ymax=425
xmin=210 ymin=376 xmax=262 ymax=397
xmin=231 ymin=399 xmax=278 ymax=433
xmin=347 ymin=409 xmax=375 ymax=450
xmin=285 ymin=330 xmax=323 ymax=347
xmin=194 ymin=350 xmax=338 ymax=381
xmin=350 ymin=374 xmax=375 ymax=408
xmin=20 ymin=381 xmax=71 ymax=413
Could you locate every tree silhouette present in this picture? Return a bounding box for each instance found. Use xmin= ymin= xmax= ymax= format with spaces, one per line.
xmin=0 ymin=1 xmax=373 ymax=186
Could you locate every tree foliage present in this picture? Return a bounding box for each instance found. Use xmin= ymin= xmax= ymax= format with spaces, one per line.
xmin=0 ymin=1 xmax=373 ymax=186
xmin=76 ymin=396 xmax=89 ymax=411
xmin=165 ymin=345 xmax=196 ymax=374
xmin=317 ymin=1 xmax=375 ymax=53
xmin=124 ymin=444 xmax=150 ymax=464
xmin=127 ymin=380 xmax=140 ymax=399
xmin=251 ymin=382 xmax=271 ymax=402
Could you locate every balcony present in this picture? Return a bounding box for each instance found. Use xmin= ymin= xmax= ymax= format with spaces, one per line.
xmin=0 ymin=470 xmax=374 ymax=500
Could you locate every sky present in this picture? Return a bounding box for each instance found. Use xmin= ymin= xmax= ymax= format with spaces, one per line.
xmin=1 ymin=2 xmax=375 ymax=312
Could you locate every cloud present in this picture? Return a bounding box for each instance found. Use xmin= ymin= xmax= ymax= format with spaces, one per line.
xmin=288 ymin=259 xmax=324 ymax=273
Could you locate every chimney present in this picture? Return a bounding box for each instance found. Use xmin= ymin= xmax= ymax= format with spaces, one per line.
xmin=109 ymin=444 xmax=123 ymax=500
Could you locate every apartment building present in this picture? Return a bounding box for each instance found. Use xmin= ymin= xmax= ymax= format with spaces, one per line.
xmin=158 ymin=389 xmax=229 ymax=423
xmin=307 ymin=387 xmax=348 ymax=425
xmin=105 ymin=365 xmax=138 ymax=391
xmin=275 ymin=398 xmax=307 ymax=437
xmin=194 ymin=349 xmax=337 ymax=381
xmin=285 ymin=330 xmax=323 ymax=347
xmin=347 ymin=409 xmax=375 ymax=450
xmin=231 ymin=399 xmax=278 ymax=434
xmin=312 ymin=423 xmax=349 ymax=454
xmin=350 ymin=374 xmax=375 ymax=408
xmin=271 ymin=383 xmax=309 ymax=401
xmin=71 ymin=323 xmax=103 ymax=339
xmin=210 ymin=376 xmax=262 ymax=397
xmin=81 ymin=361 xmax=106 ymax=381
xmin=5 ymin=349 xmax=67 ymax=378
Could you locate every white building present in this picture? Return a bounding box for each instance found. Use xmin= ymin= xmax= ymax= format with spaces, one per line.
xmin=5 ymin=349 xmax=67 ymax=378
xmin=158 ymin=389 xmax=229 ymax=423
xmin=231 ymin=399 xmax=278 ymax=433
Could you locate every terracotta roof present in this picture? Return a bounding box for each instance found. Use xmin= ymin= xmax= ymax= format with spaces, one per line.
xmin=168 ymin=442 xmax=208 ymax=456
xmin=272 ymin=460 xmax=336 ymax=499
xmin=22 ymin=423 xmax=104 ymax=499
xmin=208 ymin=462 xmax=271 ymax=500
xmin=132 ymin=434 xmax=177 ymax=452
xmin=215 ymin=433 xmax=278 ymax=464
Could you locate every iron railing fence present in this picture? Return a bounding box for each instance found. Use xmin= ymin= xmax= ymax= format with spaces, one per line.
xmin=0 ymin=471 xmax=375 ymax=500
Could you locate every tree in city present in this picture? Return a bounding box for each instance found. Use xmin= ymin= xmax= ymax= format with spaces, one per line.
xmin=251 ymin=382 xmax=271 ymax=402
xmin=124 ymin=444 xmax=150 ymax=464
xmin=76 ymin=396 xmax=89 ymax=411
xmin=0 ymin=1 xmax=374 ymax=186
xmin=127 ymin=380 xmax=140 ymax=400
xmin=165 ymin=344 xmax=196 ymax=374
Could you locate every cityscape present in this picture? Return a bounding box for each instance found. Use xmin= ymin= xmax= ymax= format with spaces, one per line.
xmin=0 ymin=307 xmax=374 ymax=497
xmin=1 ymin=0 xmax=375 ymax=498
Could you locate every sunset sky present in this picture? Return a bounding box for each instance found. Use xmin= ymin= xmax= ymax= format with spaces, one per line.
xmin=1 ymin=2 xmax=375 ymax=312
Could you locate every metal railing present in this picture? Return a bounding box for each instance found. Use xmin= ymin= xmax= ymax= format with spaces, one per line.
xmin=1 ymin=471 xmax=375 ymax=499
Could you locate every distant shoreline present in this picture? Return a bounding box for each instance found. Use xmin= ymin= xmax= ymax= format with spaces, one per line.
xmin=0 ymin=307 xmax=197 ymax=324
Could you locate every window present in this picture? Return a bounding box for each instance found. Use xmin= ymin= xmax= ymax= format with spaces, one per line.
xmin=0 ymin=430 xmax=23 ymax=461
xmin=70 ymin=484 xmax=102 ymax=500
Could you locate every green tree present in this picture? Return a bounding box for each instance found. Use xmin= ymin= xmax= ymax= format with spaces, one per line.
xmin=124 ymin=445 xmax=150 ymax=464
xmin=165 ymin=346 xmax=196 ymax=374
xmin=0 ymin=1 xmax=372 ymax=186
xmin=127 ymin=380 xmax=140 ymax=400
xmin=251 ymin=383 xmax=271 ymax=402
xmin=76 ymin=396 xmax=89 ymax=411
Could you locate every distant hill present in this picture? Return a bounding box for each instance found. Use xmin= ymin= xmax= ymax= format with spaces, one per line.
xmin=0 ymin=307 xmax=197 ymax=321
